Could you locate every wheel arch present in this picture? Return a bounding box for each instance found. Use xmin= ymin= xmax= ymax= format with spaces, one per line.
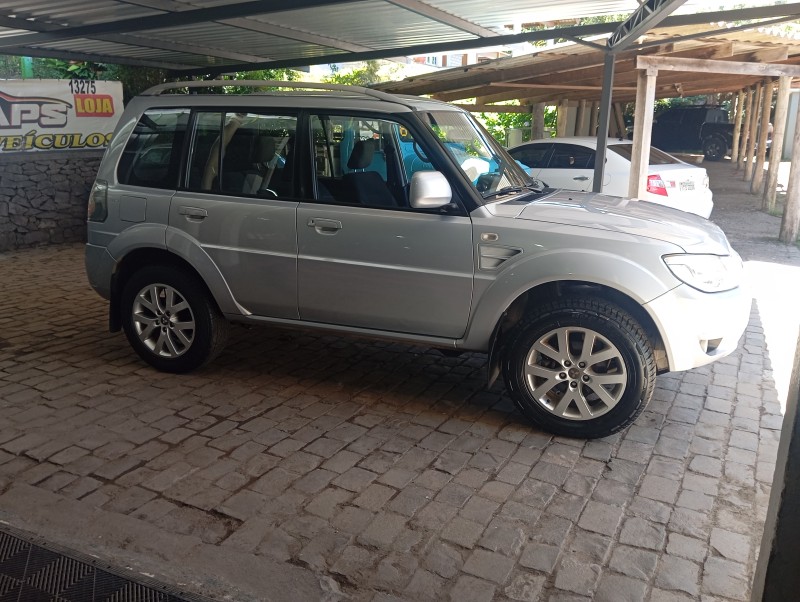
xmin=486 ymin=280 xmax=668 ymax=388
xmin=109 ymin=247 xmax=236 ymax=332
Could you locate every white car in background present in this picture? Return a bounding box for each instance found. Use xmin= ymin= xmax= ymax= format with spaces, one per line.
xmin=509 ymin=137 xmax=713 ymax=218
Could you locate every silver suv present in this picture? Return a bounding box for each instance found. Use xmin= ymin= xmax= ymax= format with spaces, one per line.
xmin=85 ymin=81 xmax=750 ymax=438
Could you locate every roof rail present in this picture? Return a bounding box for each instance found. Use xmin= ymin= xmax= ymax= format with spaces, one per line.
xmin=141 ymin=79 xmax=407 ymax=105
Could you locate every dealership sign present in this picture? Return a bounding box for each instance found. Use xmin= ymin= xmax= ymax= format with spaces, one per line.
xmin=0 ymin=79 xmax=123 ymax=153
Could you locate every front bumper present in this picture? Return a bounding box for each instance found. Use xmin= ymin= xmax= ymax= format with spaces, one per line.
xmin=645 ymin=282 xmax=751 ymax=372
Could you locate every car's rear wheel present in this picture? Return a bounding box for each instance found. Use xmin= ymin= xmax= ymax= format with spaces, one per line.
xmin=502 ymin=297 xmax=655 ymax=438
xmin=121 ymin=266 xmax=228 ymax=373
xmin=702 ymin=135 xmax=727 ymax=161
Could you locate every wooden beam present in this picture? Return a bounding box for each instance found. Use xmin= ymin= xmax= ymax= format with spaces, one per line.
xmin=557 ymin=99 xmax=570 ymax=137
xmin=738 ymin=87 xmax=755 ymax=172
xmin=779 ymin=96 xmax=800 ymax=243
xmin=629 ymin=69 xmax=658 ymax=199
xmin=613 ymin=103 xmax=627 ymax=139
xmin=589 ymin=101 xmax=599 ymax=136
xmin=764 ymin=77 xmax=793 ymax=212
xmin=745 ymin=81 xmax=763 ymax=181
xmin=638 ymin=55 xmax=800 ymax=78
xmin=487 ymin=82 xmax=638 ymax=91
xmin=731 ymin=88 xmax=746 ymax=163
xmin=752 ymin=79 xmax=775 ymax=194
xmin=576 ymin=100 xmax=588 ymax=136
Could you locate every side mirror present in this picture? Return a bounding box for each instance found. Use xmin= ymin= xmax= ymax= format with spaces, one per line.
xmin=410 ymin=171 xmax=452 ymax=209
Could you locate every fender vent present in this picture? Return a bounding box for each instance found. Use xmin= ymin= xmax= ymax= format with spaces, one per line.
xmin=479 ymin=244 xmax=522 ymax=270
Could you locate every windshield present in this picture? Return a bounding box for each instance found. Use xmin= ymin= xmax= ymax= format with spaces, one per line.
xmin=418 ymin=110 xmax=533 ymax=200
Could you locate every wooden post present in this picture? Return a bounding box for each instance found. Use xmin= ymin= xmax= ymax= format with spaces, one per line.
xmin=589 ymin=101 xmax=599 ymax=136
xmin=557 ymin=99 xmax=569 ymax=137
xmin=731 ymin=88 xmax=745 ymax=164
xmin=745 ymin=81 xmax=762 ymax=181
xmin=752 ymin=79 xmax=775 ymax=194
xmin=629 ymin=68 xmax=658 ymax=199
xmin=738 ymin=87 xmax=754 ymax=172
xmin=575 ymin=100 xmax=587 ymax=136
xmin=764 ymin=77 xmax=793 ymax=213
xmin=532 ymin=103 xmax=545 ymax=140
xmin=613 ymin=103 xmax=627 ymax=139
xmin=779 ymin=96 xmax=800 ymax=243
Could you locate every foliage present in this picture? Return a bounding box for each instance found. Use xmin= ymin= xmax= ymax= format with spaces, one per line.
xmin=201 ymin=68 xmax=301 ymax=95
xmin=323 ymin=60 xmax=386 ymax=86
xmin=478 ymin=104 xmax=557 ymax=145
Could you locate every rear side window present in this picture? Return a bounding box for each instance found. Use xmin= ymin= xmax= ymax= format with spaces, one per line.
xmin=549 ymin=144 xmax=595 ymax=169
xmin=510 ymin=144 xmax=552 ymax=169
xmin=609 ymin=144 xmax=681 ymax=166
xmin=186 ymin=111 xmax=297 ymax=199
xmin=117 ymin=108 xmax=189 ymax=189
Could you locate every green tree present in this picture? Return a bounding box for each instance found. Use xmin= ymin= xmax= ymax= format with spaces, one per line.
xmin=323 ymin=60 xmax=386 ymax=86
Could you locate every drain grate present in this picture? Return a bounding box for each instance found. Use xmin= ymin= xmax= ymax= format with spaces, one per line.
xmin=0 ymin=524 xmax=212 ymax=602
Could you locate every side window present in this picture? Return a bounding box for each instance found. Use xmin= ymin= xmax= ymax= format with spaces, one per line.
xmin=117 ymin=108 xmax=189 ymax=189
xmin=187 ymin=111 xmax=296 ymax=198
xmin=548 ymin=144 xmax=595 ymax=169
xmin=312 ymin=114 xmax=411 ymax=209
xmin=511 ymin=144 xmax=552 ymax=169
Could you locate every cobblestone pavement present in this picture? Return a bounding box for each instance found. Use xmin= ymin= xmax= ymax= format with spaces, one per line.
xmin=0 ymin=161 xmax=795 ymax=601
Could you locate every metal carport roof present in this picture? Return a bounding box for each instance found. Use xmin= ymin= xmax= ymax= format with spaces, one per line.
xmin=0 ymin=1 xmax=789 ymax=75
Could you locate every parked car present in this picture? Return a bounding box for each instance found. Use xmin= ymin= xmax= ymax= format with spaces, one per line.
xmin=650 ymin=105 xmax=734 ymax=161
xmin=85 ymin=81 xmax=749 ymax=439
xmin=509 ymin=137 xmax=713 ymax=219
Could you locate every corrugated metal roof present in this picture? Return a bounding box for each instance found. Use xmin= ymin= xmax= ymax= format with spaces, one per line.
xmin=0 ymin=0 xmax=796 ymax=75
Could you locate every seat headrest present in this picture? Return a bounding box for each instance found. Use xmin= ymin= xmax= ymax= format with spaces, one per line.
xmin=348 ymin=139 xmax=376 ymax=170
xmin=254 ymin=136 xmax=276 ymax=163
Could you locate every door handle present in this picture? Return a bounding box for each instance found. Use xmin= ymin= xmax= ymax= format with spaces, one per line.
xmin=307 ymin=218 xmax=342 ymax=234
xmin=573 ymin=176 xmax=590 ymax=181
xmin=178 ymin=206 xmax=208 ymax=219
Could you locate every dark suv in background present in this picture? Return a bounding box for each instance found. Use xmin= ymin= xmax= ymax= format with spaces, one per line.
xmin=651 ymin=106 xmax=734 ymax=161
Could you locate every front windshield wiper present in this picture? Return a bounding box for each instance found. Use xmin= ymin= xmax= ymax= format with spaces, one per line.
xmin=483 ymin=181 xmax=544 ymax=200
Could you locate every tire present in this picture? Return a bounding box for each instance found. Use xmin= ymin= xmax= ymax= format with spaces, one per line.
xmin=702 ymin=135 xmax=727 ymax=161
xmin=502 ymin=297 xmax=656 ymax=439
xmin=120 ymin=266 xmax=229 ymax=373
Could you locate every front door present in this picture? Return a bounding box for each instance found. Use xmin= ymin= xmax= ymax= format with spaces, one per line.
xmin=296 ymin=113 xmax=474 ymax=338
xmin=537 ymin=143 xmax=597 ymax=192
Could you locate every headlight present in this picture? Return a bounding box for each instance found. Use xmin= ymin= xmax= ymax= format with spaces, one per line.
xmin=663 ymin=252 xmax=742 ymax=293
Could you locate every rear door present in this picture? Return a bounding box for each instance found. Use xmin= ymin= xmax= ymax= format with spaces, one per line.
xmin=508 ymin=143 xmax=552 ymax=179
xmin=168 ymin=109 xmax=300 ymax=318
xmin=537 ymin=143 xmax=596 ymax=191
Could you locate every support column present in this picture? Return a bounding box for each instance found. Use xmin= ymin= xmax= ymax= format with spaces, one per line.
xmin=532 ymin=103 xmax=545 ymax=140
xmin=764 ymin=77 xmax=792 ymax=213
xmin=593 ymin=52 xmax=616 ymax=193
xmin=575 ymin=100 xmax=588 ymax=136
xmin=589 ymin=101 xmax=599 ymax=137
xmin=779 ymin=97 xmax=800 ymax=244
xmin=731 ymin=88 xmax=745 ymax=164
xmin=629 ymin=67 xmax=658 ymax=199
xmin=752 ymin=79 xmax=775 ymax=194
xmin=556 ymin=99 xmax=570 ymax=137
xmin=745 ymin=81 xmax=763 ymax=181
xmin=738 ymin=86 xmax=754 ymax=172
xmin=613 ymin=103 xmax=627 ymax=139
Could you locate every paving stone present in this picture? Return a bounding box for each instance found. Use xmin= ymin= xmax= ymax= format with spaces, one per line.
xmin=404 ymin=569 xmax=445 ymax=601
xmin=554 ymin=558 xmax=601 ymax=596
xmin=609 ymin=545 xmax=659 ymax=581
xmin=577 ymin=501 xmax=623 ymax=537
xmin=619 ymin=516 xmax=666 ymax=550
xmin=424 ymin=541 xmax=464 ymax=579
xmin=519 ymin=542 xmax=560 ymax=573
xmin=448 ymin=574 xmax=496 ymax=602
xmin=689 ymin=455 xmax=723 ymax=478
xmin=709 ymin=527 xmax=751 ymax=563
xmin=504 ymin=572 xmax=546 ymax=602
xmin=669 ymin=507 xmax=711 ymax=540
xmin=594 ymin=574 xmax=648 ymax=602
xmin=462 ymin=548 xmax=515 ymax=584
xmin=639 ymin=474 xmax=680 ymax=504
xmin=441 ymin=516 xmax=485 ymax=549
xmin=331 ymin=545 xmax=375 ymax=581
xmin=654 ymin=555 xmax=700 ymax=596
xmin=332 ymin=467 xmax=377 ymax=492
xmin=702 ymin=557 xmax=749 ymax=600
xmin=667 ymin=533 xmax=708 ymax=562
xmin=567 ymin=529 xmax=612 ymax=564
xmin=478 ymin=518 xmax=524 ymax=556
xmin=388 ymin=484 xmax=434 ymax=517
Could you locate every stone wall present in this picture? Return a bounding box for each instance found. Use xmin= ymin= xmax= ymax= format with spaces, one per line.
xmin=0 ymin=151 xmax=104 ymax=252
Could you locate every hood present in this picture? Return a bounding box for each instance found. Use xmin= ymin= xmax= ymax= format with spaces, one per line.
xmin=487 ymin=190 xmax=731 ymax=254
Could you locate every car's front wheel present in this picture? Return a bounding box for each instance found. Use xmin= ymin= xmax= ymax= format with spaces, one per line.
xmin=502 ymin=297 xmax=656 ymax=438
xmin=121 ymin=266 xmax=229 ymax=373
